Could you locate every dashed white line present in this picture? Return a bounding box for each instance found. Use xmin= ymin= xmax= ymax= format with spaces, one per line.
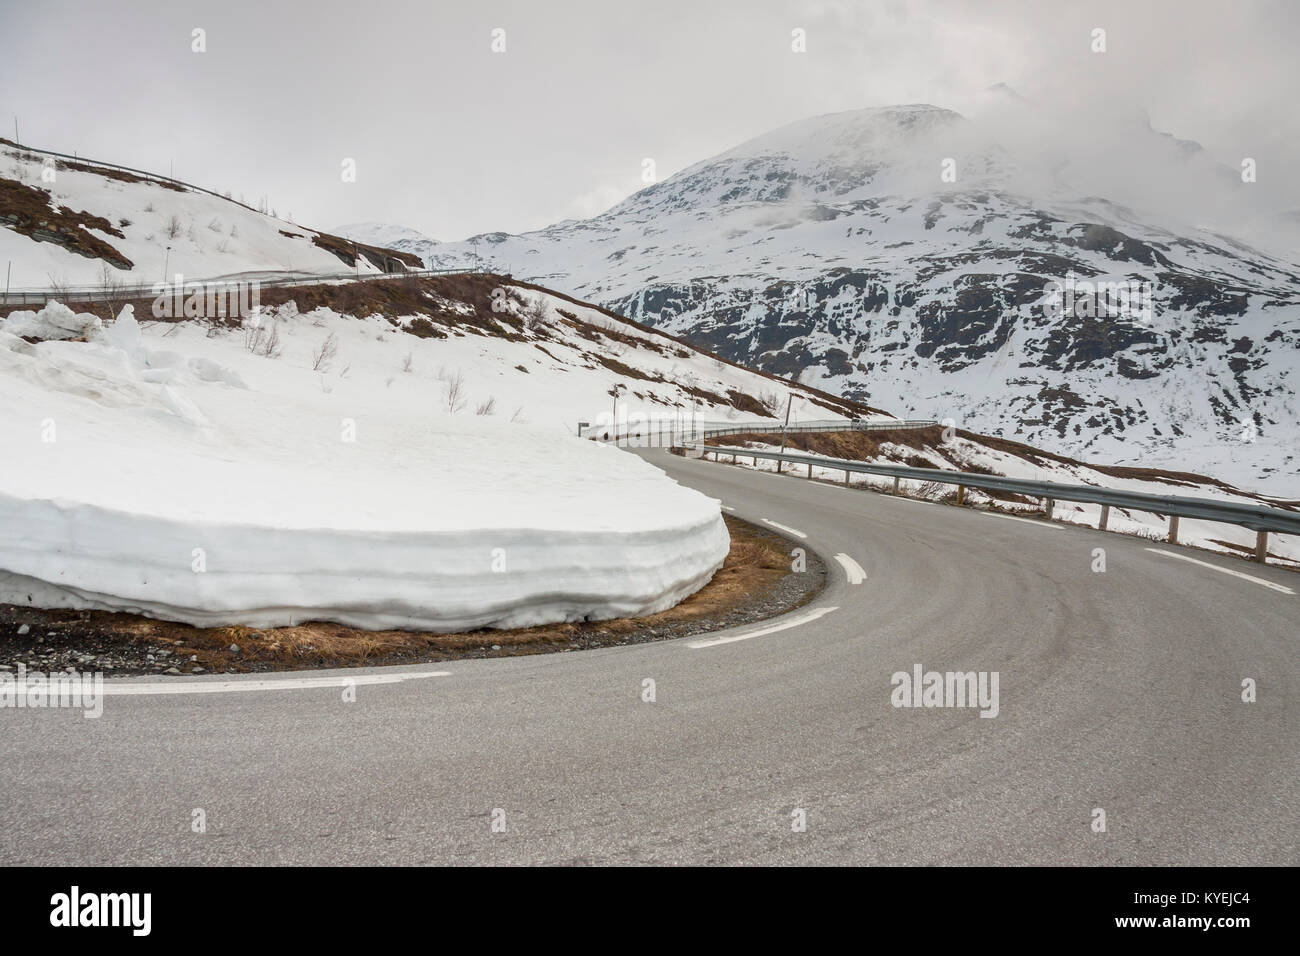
xmin=100 ymin=670 xmax=452 ymax=696
xmin=980 ymin=511 xmax=1063 ymax=530
xmin=834 ymin=552 xmax=867 ymax=584
xmin=1144 ymin=548 xmax=1295 ymax=595
xmin=687 ymin=605 xmax=838 ymax=649
xmin=761 ymin=518 xmax=807 ymax=539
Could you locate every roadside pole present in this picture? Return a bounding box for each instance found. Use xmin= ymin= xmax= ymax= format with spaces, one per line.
xmin=778 ymin=393 xmax=793 ymax=474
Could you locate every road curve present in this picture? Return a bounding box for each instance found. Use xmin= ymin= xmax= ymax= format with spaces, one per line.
xmin=1 ymin=449 xmax=1295 ymax=865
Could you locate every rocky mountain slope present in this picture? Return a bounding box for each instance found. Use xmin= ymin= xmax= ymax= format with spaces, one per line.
xmin=353 ymin=104 xmax=1300 ymax=495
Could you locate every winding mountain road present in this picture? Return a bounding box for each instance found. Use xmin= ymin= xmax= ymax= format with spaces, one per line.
xmin=1 ymin=449 xmax=1295 ymax=865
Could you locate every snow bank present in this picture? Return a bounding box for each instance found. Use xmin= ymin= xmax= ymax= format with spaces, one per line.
xmin=0 ymin=307 xmax=729 ymax=630
xmin=2 ymin=301 xmax=103 ymax=341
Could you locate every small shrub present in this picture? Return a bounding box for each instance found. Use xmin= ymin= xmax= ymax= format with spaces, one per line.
xmin=311 ymin=332 xmax=338 ymax=372
xmin=444 ymin=370 xmax=466 ymax=412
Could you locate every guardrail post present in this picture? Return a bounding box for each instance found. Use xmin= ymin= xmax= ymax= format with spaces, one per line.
xmin=806 ymin=462 xmax=812 ymax=479
xmin=1167 ymin=515 xmax=1180 ymax=544
xmin=1255 ymin=530 xmax=1268 ymax=563
xmin=956 ymin=485 xmax=965 ymax=506
xmin=1099 ymin=504 xmax=1110 ymax=530
xmin=1044 ymin=497 xmax=1054 ymax=519
xmin=844 ymin=469 xmax=850 ymax=487
xmin=892 ymin=476 xmax=900 ymax=494
xmin=776 ymin=460 xmax=783 ymax=475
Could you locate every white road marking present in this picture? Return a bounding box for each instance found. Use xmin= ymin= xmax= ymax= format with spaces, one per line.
xmin=720 ymin=504 xmax=736 ymax=512
xmin=100 ymin=670 xmax=451 ymax=696
xmin=687 ymin=605 xmax=838 ymax=649
xmin=834 ymin=553 xmax=867 ymax=584
xmin=980 ymin=511 xmax=1063 ymax=530
xmin=761 ymin=518 xmax=807 ymax=539
xmin=1144 ymin=548 xmax=1295 ymax=595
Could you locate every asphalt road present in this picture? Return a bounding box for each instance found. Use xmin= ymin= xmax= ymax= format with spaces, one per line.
xmin=1 ymin=449 xmax=1295 ymax=865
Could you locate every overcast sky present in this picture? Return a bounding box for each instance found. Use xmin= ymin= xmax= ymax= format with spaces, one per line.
xmin=2 ymin=0 xmax=1296 ymax=242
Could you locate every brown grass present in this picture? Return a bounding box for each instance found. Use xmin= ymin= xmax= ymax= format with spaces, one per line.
xmin=706 ymin=425 xmax=947 ymax=460
xmin=54 ymin=159 xmax=185 ymax=192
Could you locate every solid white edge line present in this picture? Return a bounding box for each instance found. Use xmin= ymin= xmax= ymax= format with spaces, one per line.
xmin=834 ymin=552 xmax=867 ymax=584
xmin=100 ymin=670 xmax=452 ymax=696
xmin=687 ymin=605 xmax=838 ymax=649
xmin=761 ymin=518 xmax=807 ymax=539
xmin=1144 ymin=548 xmax=1295 ymax=595
xmin=720 ymin=504 xmax=736 ymax=512
xmin=980 ymin=511 xmax=1064 ymax=530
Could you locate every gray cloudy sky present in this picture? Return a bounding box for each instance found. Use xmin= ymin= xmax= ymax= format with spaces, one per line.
xmin=2 ymin=0 xmax=1296 ymax=241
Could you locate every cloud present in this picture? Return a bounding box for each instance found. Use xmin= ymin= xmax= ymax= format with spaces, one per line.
xmin=0 ymin=0 xmax=1293 ymax=247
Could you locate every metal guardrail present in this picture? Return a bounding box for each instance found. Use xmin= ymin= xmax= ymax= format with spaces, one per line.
xmin=700 ymin=419 xmax=937 ymax=440
xmin=0 ymin=268 xmax=474 ymax=307
xmin=692 ymin=443 xmax=1299 ymax=561
xmin=597 ymin=418 xmax=937 ymax=445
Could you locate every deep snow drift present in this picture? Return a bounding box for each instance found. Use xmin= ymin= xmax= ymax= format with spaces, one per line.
xmin=0 ymin=302 xmax=729 ymax=630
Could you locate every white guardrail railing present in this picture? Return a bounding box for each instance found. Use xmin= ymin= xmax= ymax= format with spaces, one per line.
xmin=689 ymin=442 xmax=1300 ymax=564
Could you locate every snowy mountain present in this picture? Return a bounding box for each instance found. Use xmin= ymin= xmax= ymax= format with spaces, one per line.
xmin=388 ymin=105 xmax=1300 ymax=495
xmin=0 ymin=140 xmax=422 ymax=289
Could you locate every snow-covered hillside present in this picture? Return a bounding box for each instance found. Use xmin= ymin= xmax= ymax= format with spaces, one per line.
xmin=0 ymin=140 xmax=421 ymax=289
xmin=387 ymin=104 xmax=1300 ymax=496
